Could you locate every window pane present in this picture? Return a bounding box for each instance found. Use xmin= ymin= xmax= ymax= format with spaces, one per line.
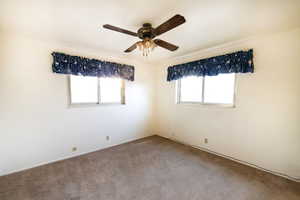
xmin=204 ymin=73 xmax=235 ymax=104
xmin=179 ymin=76 xmax=203 ymax=102
xmin=100 ymin=78 xmax=122 ymax=103
xmin=70 ymin=75 xmax=98 ymax=103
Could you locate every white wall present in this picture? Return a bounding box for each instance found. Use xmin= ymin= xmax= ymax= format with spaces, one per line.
xmin=0 ymin=32 xmax=155 ymax=176
xmin=154 ymin=28 xmax=300 ymax=180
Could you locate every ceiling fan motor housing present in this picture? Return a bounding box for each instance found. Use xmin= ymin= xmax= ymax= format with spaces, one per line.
xmin=138 ymin=23 xmax=156 ymax=39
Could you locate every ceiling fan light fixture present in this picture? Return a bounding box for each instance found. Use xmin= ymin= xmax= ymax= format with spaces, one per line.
xmin=137 ymin=39 xmax=156 ymax=56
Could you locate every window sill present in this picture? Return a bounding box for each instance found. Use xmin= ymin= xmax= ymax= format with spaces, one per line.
xmin=176 ymin=102 xmax=235 ymax=108
xmin=68 ymin=102 xmax=125 ymax=108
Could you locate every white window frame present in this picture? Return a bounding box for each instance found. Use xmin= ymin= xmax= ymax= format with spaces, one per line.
xmin=176 ymin=74 xmax=237 ymax=107
xmin=68 ymin=75 xmax=125 ymax=106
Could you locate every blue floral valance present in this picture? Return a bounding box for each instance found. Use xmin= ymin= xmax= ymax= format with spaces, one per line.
xmin=52 ymin=52 xmax=134 ymax=81
xmin=167 ymin=49 xmax=254 ymax=81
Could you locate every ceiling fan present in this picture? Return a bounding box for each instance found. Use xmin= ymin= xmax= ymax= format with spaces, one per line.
xmin=103 ymin=14 xmax=186 ymax=56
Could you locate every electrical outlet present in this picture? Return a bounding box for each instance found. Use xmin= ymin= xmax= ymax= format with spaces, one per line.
xmin=72 ymin=147 xmax=77 ymax=152
xmin=106 ymin=136 xmax=110 ymax=141
xmin=204 ymin=138 xmax=208 ymax=144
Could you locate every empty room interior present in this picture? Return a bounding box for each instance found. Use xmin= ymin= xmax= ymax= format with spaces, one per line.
xmin=1 ymin=0 xmax=300 ymax=199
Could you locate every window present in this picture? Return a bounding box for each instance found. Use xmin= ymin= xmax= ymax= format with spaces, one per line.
xmin=177 ymin=73 xmax=235 ymax=106
xmin=69 ymin=75 xmax=125 ymax=105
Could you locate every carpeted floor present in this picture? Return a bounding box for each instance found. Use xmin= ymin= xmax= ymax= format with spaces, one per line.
xmin=0 ymin=136 xmax=299 ymax=200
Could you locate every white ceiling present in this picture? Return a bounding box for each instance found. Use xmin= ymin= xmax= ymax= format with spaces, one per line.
xmin=1 ymin=0 xmax=300 ymax=63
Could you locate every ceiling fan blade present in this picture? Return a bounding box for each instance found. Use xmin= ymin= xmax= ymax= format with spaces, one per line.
xmin=103 ymin=24 xmax=138 ymax=37
xmin=154 ymin=14 xmax=186 ymax=36
xmin=154 ymin=39 xmax=178 ymax=51
xmin=124 ymin=42 xmax=137 ymax=53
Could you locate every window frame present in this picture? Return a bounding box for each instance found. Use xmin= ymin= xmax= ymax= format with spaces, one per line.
xmin=68 ymin=75 xmax=125 ymax=106
xmin=176 ymin=74 xmax=237 ymax=107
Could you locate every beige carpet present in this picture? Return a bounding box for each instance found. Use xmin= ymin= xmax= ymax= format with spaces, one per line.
xmin=0 ymin=136 xmax=299 ymax=200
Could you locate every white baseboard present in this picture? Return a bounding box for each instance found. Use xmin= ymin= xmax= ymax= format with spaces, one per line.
xmin=0 ymin=134 xmax=154 ymax=177
xmin=159 ymin=135 xmax=300 ymax=183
